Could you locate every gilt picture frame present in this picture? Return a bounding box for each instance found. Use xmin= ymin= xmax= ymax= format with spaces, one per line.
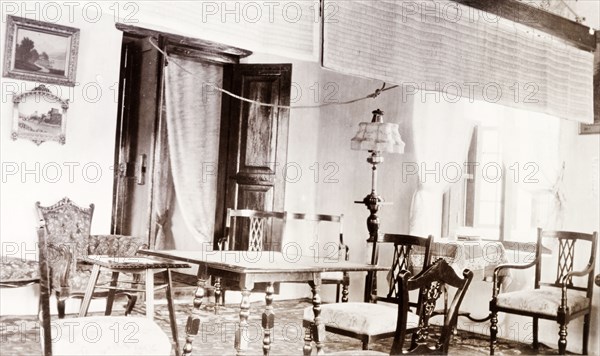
xmin=12 ymin=85 xmax=69 ymax=145
xmin=3 ymin=15 xmax=80 ymax=87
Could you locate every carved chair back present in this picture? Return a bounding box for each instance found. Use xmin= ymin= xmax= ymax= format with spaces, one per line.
xmin=535 ymin=229 xmax=597 ymax=298
xmin=371 ymin=234 xmax=433 ymax=306
xmin=391 ymin=259 xmax=473 ymax=355
xmin=286 ymin=212 xmax=346 ymax=260
xmin=219 ymin=209 xmax=287 ymax=251
xmin=35 ymin=197 xmax=94 ymax=292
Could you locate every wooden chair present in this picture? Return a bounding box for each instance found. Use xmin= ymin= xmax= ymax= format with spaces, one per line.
xmin=36 ymin=223 xmax=172 ymax=356
xmin=326 ymin=259 xmax=473 ymax=355
xmin=490 ymin=228 xmax=597 ymax=355
xmin=36 ymin=197 xmax=143 ymax=318
xmin=214 ymin=208 xmax=287 ymax=309
xmin=285 ymin=212 xmax=349 ymax=302
xmin=303 ymin=233 xmax=433 ymax=351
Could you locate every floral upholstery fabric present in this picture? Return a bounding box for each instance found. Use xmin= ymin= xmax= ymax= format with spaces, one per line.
xmin=0 ymin=256 xmax=38 ymax=283
xmin=496 ymin=288 xmax=590 ymax=316
xmin=40 ymin=199 xmax=93 ymax=260
xmin=303 ymin=302 xmax=420 ymax=335
xmin=88 ymin=234 xmax=147 ymax=256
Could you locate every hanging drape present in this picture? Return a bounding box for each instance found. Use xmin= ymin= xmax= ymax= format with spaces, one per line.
xmin=408 ymin=99 xmax=474 ymax=237
xmin=164 ymin=55 xmax=223 ymax=246
xmin=152 ymin=103 xmax=174 ymax=250
xmin=323 ymin=0 xmax=594 ymax=123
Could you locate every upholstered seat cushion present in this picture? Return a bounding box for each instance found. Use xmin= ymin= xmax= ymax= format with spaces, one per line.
xmin=496 ymin=288 xmax=590 ymax=316
xmin=49 ymin=316 xmax=172 ymax=355
xmin=303 ymin=302 xmax=419 ymax=335
xmin=0 ymin=256 xmax=38 ymax=282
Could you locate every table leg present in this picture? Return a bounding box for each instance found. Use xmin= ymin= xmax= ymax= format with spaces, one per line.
xmin=262 ymin=282 xmax=275 ymax=356
xmin=235 ymin=288 xmax=252 ymax=356
xmin=78 ymin=264 xmax=101 ymax=317
xmin=164 ymin=269 xmax=181 ymax=356
xmin=182 ymin=270 xmax=208 ymax=356
xmin=104 ymin=271 xmax=120 ymax=316
xmin=145 ymin=269 xmax=154 ymax=319
xmin=309 ymin=274 xmax=325 ymax=355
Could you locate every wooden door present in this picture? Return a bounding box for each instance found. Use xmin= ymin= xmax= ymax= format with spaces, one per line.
xmin=111 ymin=36 xmax=163 ymax=239
xmin=216 ymin=64 xmax=292 ymax=251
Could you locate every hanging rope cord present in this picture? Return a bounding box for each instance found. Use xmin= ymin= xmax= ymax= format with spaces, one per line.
xmin=149 ymin=38 xmax=399 ymax=109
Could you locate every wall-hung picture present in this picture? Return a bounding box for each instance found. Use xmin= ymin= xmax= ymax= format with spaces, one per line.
xmin=3 ymin=15 xmax=80 ymax=87
xmin=12 ymin=85 xmax=69 ymax=145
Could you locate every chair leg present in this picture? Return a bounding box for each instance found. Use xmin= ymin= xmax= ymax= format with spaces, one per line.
xmin=214 ymin=277 xmax=221 ymax=315
xmin=105 ymin=271 xmax=119 ymax=316
xmin=362 ymin=340 xmax=369 ymax=350
xmin=125 ymin=273 xmax=141 ymax=316
xmin=583 ymin=314 xmax=590 ymax=355
xmin=125 ymin=295 xmax=137 ymax=316
xmin=335 ymin=284 xmax=340 ymax=303
xmin=56 ymin=293 xmax=66 ymax=319
xmin=303 ymin=324 xmax=312 ymax=356
xmin=490 ymin=311 xmax=498 ymax=355
xmin=558 ymin=322 xmax=568 ymax=355
xmin=532 ymin=317 xmax=539 ymax=349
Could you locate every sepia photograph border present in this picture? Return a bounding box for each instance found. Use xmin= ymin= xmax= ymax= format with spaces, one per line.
xmin=3 ymin=15 xmax=80 ymax=87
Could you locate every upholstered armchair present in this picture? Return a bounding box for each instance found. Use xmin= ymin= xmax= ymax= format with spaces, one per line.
xmin=36 ymin=197 xmax=147 ymax=318
xmin=490 ymin=229 xmax=597 ymax=355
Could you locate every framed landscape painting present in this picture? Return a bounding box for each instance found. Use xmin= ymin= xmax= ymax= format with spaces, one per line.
xmin=3 ymin=16 xmax=79 ymax=86
xmin=12 ymin=85 xmax=69 ymax=145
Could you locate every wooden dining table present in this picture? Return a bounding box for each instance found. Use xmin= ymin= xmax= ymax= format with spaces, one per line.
xmin=139 ymin=249 xmax=386 ymax=356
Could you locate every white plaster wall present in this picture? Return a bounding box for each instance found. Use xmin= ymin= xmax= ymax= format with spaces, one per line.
xmin=1 ymin=5 xmax=123 ymax=315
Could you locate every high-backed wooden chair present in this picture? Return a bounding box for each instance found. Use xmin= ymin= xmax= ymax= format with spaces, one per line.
xmin=214 ymin=209 xmax=287 ymax=309
xmin=36 ymin=223 xmax=172 ymax=356
xmin=36 ymin=197 xmax=144 ymax=318
xmin=326 ymin=259 xmax=473 ymax=356
xmin=490 ymin=229 xmax=597 ymax=355
xmin=303 ymin=234 xmax=433 ymax=351
xmin=285 ymin=212 xmax=349 ymax=302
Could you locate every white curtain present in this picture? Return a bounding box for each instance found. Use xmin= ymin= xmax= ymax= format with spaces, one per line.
xmin=164 ymin=55 xmax=223 ymax=247
xmin=409 ymin=98 xmax=474 ymax=237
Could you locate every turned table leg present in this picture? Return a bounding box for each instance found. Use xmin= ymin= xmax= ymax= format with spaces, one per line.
xmin=182 ymin=268 xmax=208 ymax=356
xmin=310 ymin=274 xmax=325 ymax=355
xmin=262 ymin=282 xmax=275 ymax=356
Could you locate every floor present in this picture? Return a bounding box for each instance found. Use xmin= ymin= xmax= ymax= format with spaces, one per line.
xmin=0 ymin=298 xmax=561 ymax=355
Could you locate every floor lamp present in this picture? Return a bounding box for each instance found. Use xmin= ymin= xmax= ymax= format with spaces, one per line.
xmin=351 ymin=109 xmax=404 ymax=302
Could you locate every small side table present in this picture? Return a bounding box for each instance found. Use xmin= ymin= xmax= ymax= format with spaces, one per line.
xmin=78 ymin=255 xmax=190 ymax=356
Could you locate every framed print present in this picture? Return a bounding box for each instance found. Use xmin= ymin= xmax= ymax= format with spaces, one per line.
xmin=3 ymin=16 xmax=79 ymax=86
xmin=12 ymin=85 xmax=69 ymax=145
xmin=580 ymin=35 xmax=600 ymax=135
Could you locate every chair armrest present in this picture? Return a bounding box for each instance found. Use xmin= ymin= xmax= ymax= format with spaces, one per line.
xmin=559 ymin=263 xmax=595 ymax=307
xmin=47 ymin=243 xmax=74 ymax=297
xmin=492 ymin=260 xmax=536 ymax=297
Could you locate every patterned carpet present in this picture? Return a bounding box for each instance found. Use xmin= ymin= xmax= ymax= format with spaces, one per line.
xmin=0 ymin=298 xmax=559 ymax=355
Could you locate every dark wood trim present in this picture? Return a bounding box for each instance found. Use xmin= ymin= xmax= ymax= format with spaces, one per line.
xmin=451 ymin=0 xmax=597 ymax=52
xmin=115 ymin=23 xmax=253 ymax=59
